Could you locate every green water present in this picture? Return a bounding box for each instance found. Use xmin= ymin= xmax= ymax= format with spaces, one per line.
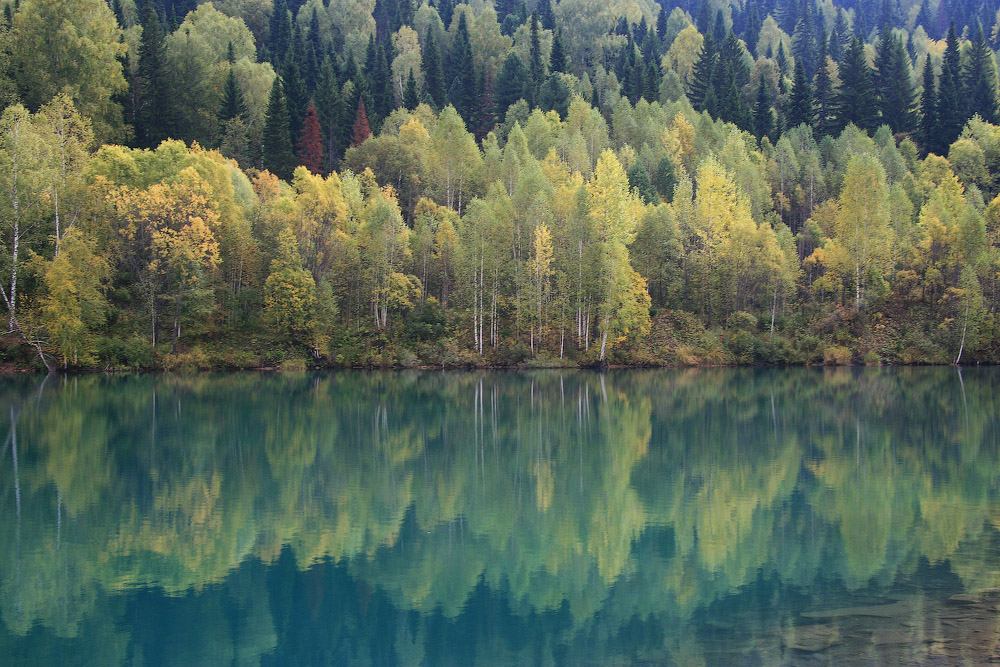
xmin=1 ymin=368 xmax=999 ymax=665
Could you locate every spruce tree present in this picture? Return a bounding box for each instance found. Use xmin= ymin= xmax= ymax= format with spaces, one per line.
xmin=494 ymin=52 xmax=529 ymax=113
xmin=403 ymin=69 xmax=420 ymax=110
xmin=936 ymin=23 xmax=965 ymax=147
xmin=218 ymin=65 xmax=247 ymax=123
xmin=813 ymin=39 xmax=837 ymax=136
xmin=874 ymin=30 xmax=916 ymax=133
xmin=753 ymin=77 xmax=775 ymax=141
xmin=688 ymin=33 xmax=717 ymax=111
xmin=918 ymin=57 xmax=938 ymax=153
xmin=314 ymin=57 xmax=343 ymax=171
xmin=539 ymin=0 xmax=555 ymax=31
xmin=964 ymin=26 xmax=998 ymax=124
xmin=447 ymin=12 xmax=477 ymax=121
xmin=627 ymin=161 xmax=657 ymax=204
xmin=528 ymin=12 xmax=544 ymax=102
xmin=269 ymin=0 xmax=292 ymax=64
xmin=421 ymin=29 xmax=446 ymax=108
xmin=786 ymin=59 xmax=814 ymax=128
xmin=550 ymin=30 xmax=567 ymax=73
xmin=791 ymin=10 xmax=818 ymax=79
xmin=283 ymin=44 xmax=308 ymax=145
xmin=263 ymin=77 xmax=295 ymax=181
xmin=135 ymin=1 xmax=176 ymax=148
xmin=654 ymin=157 xmax=676 ymax=202
xmin=835 ymin=37 xmax=879 ymax=132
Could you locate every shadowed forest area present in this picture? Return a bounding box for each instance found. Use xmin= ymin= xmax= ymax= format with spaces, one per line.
xmin=4 ymin=0 xmax=1000 ymax=368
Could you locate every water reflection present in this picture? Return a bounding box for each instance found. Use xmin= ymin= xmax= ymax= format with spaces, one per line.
xmin=1 ymin=368 xmax=999 ymax=664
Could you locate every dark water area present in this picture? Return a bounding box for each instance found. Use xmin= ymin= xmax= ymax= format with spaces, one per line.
xmin=1 ymin=368 xmax=999 ymax=665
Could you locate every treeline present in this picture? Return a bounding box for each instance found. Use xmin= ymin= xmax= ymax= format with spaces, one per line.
xmin=2 ymin=0 xmax=1000 ymax=368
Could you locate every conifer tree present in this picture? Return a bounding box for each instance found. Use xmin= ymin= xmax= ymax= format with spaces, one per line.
xmin=874 ymin=29 xmax=916 ymax=133
xmin=135 ymin=0 xmax=175 ymax=148
xmin=786 ymin=59 xmax=814 ymax=128
xmin=964 ymin=26 xmax=998 ymax=124
xmin=494 ymin=51 xmax=529 ymax=113
xmin=421 ymin=29 xmax=446 ymax=108
xmin=314 ymin=57 xmax=342 ymax=170
xmin=688 ymin=33 xmax=717 ymax=111
xmin=936 ymin=23 xmax=965 ymax=147
xmin=813 ymin=39 xmax=838 ymax=136
xmin=218 ymin=64 xmax=247 ymax=124
xmin=351 ymin=97 xmax=371 ymax=146
xmin=918 ymin=58 xmax=938 ymax=153
xmin=263 ymin=77 xmax=295 ymax=180
xmin=447 ymin=12 xmax=477 ymax=121
xmin=753 ymin=77 xmax=775 ymax=141
xmin=283 ymin=44 xmax=308 ymax=144
xmin=835 ymin=37 xmax=879 ymax=132
xmin=403 ymin=69 xmax=420 ymax=110
xmin=528 ymin=12 xmax=544 ymax=102
xmin=550 ymin=30 xmax=567 ymax=73
xmin=297 ymin=104 xmax=323 ymax=174
xmin=269 ymin=0 xmax=292 ymax=63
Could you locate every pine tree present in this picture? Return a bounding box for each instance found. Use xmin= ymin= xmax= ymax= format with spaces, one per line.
xmin=403 ymin=69 xmax=419 ymax=110
xmin=351 ymin=97 xmax=371 ymax=146
xmin=918 ymin=57 xmax=938 ymax=153
xmin=964 ymin=26 xmax=998 ymax=124
xmin=753 ymin=77 xmax=775 ymax=140
xmin=421 ymin=29 xmax=446 ymax=108
xmin=263 ymin=77 xmax=295 ymax=180
xmin=627 ymin=161 xmax=656 ymax=203
xmin=296 ymin=104 xmax=324 ymax=174
xmin=656 ymin=6 xmax=668 ymax=43
xmin=283 ymin=44 xmax=308 ymax=145
xmin=874 ymin=29 xmax=916 ymax=133
xmin=539 ymin=0 xmax=555 ymax=31
xmin=744 ymin=1 xmax=762 ymax=54
xmin=786 ymin=59 xmax=814 ymax=128
xmin=654 ymin=157 xmax=676 ymax=202
xmin=791 ymin=9 xmax=818 ymax=79
xmin=835 ymin=37 xmax=879 ymax=132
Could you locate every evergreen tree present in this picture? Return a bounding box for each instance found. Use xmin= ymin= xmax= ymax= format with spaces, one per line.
xmin=351 ymin=97 xmax=371 ymax=146
xmin=936 ymin=23 xmax=965 ymax=147
xmin=283 ymin=43 xmax=308 ymax=145
xmin=269 ymin=0 xmax=292 ymax=64
xmin=791 ymin=10 xmax=818 ymax=78
xmin=656 ymin=7 xmax=668 ymax=44
xmin=263 ymin=77 xmax=295 ymax=180
xmin=550 ymin=30 xmax=567 ymax=73
xmin=403 ymin=69 xmax=419 ymax=110
xmin=918 ymin=57 xmax=938 ymax=153
xmin=916 ymin=0 xmax=933 ymax=30
xmin=653 ymin=156 xmax=676 ymax=202
xmin=874 ymin=29 xmax=916 ymax=133
xmin=688 ymin=33 xmax=717 ymax=111
xmin=835 ymin=37 xmax=879 ymax=132
xmin=539 ymin=0 xmax=555 ymax=31
xmin=744 ymin=1 xmax=762 ymax=54
xmin=813 ymin=39 xmax=838 ymax=136
xmin=753 ymin=76 xmax=775 ymax=140
xmin=494 ymin=51 xmax=529 ymax=113
xmin=528 ymin=12 xmax=544 ymax=102
xmin=314 ymin=57 xmax=344 ymax=171
xmin=421 ymin=29 xmax=446 ymax=108
xmin=627 ymin=161 xmax=656 ymax=203
xmin=447 ymin=12 xmax=477 ymax=121
xmin=296 ymin=104 xmax=323 ymax=174
xmin=372 ymin=45 xmax=394 ymax=122
xmin=964 ymin=26 xmax=998 ymax=124
xmin=218 ymin=64 xmax=247 ymax=123
xmin=786 ymin=59 xmax=814 ymax=128
xmin=135 ymin=0 xmax=176 ymax=148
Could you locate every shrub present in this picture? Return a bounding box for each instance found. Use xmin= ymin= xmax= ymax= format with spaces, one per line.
xmin=823 ymin=345 xmax=852 ymax=365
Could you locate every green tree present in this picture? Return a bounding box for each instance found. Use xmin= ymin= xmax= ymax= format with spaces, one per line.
xmin=266 ymin=226 xmax=317 ymax=337
xmin=835 ymin=37 xmax=879 ymax=133
xmin=263 ymin=77 xmax=295 ymax=180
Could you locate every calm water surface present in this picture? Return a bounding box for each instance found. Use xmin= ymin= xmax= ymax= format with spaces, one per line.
xmin=1 ymin=368 xmax=1000 ymax=665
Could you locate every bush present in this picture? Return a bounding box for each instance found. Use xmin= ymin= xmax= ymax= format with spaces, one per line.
xmin=823 ymin=345 xmax=852 ymax=365
xmin=727 ymin=330 xmax=756 ymax=364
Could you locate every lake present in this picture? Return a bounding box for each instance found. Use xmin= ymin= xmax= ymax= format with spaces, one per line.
xmin=1 ymin=368 xmax=999 ymax=665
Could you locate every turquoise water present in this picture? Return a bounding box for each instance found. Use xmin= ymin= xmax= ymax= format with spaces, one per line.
xmin=1 ymin=368 xmax=999 ymax=665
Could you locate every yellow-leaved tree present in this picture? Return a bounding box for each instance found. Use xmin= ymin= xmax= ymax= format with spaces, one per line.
xmin=586 ymin=149 xmax=650 ymax=360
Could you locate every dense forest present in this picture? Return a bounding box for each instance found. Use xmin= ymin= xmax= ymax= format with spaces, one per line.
xmin=3 ymin=0 xmax=1000 ymax=368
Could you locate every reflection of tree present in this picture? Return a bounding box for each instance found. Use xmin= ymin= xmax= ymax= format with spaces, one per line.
xmin=0 ymin=368 xmax=1000 ymax=663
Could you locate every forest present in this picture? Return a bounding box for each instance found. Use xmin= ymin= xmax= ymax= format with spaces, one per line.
xmin=3 ymin=0 xmax=1000 ymax=368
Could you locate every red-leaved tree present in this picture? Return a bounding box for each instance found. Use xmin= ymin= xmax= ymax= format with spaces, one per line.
xmin=296 ymin=104 xmax=324 ymax=174
xmin=351 ymin=98 xmax=371 ymax=147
